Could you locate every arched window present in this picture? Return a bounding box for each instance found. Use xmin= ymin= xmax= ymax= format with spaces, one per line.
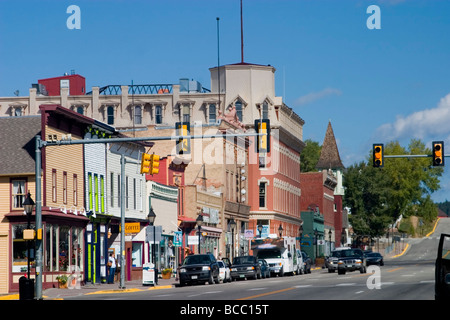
xmin=76 ymin=106 xmax=84 ymax=115
xmin=155 ymin=105 xmax=163 ymax=124
xmin=107 ymin=106 xmax=114 ymax=125
xmin=209 ymin=104 xmax=216 ymax=123
xmin=134 ymin=105 xmax=142 ymax=125
xmin=262 ymin=101 xmax=269 ymax=119
xmin=235 ymin=100 xmax=243 ymax=122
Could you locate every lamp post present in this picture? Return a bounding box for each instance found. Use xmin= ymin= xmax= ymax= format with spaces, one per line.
xmin=314 ymin=228 xmax=318 ymax=260
xmin=196 ymin=214 xmax=203 ymax=254
xmin=278 ymin=224 xmax=283 ymax=238
xmin=147 ymin=208 xmax=156 ymax=284
xmin=22 ymin=192 xmax=35 ymax=280
xmin=229 ymin=218 xmax=236 ymax=260
xmin=257 ymin=224 xmax=263 ymax=238
xmin=328 ymin=229 xmax=332 ymax=256
xmin=299 ymin=225 xmax=303 ymax=249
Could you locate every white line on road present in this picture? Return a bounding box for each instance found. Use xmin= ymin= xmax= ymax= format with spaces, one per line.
xmin=336 ymin=283 xmax=356 ymax=286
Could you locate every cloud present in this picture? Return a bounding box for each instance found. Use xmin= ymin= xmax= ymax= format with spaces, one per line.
xmin=375 ymin=93 xmax=450 ymax=142
xmin=294 ymin=87 xmax=342 ymax=106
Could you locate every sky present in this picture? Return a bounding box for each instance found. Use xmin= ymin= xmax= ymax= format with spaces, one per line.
xmin=2 ymin=0 xmax=450 ymax=202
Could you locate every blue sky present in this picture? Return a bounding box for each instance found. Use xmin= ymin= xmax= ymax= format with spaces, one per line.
xmin=2 ymin=0 xmax=450 ymax=201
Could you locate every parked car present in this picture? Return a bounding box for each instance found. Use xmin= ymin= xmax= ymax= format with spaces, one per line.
xmin=258 ymin=259 xmax=271 ymax=278
xmin=230 ymin=255 xmax=261 ymax=280
xmin=301 ymin=251 xmax=312 ymax=273
xmin=337 ymin=248 xmax=367 ymax=275
xmin=178 ymin=253 xmax=220 ymax=286
xmin=218 ymin=260 xmax=231 ymax=283
xmin=365 ymin=252 xmax=384 ymax=266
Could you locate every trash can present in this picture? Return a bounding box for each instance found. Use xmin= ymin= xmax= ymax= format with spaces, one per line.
xmin=19 ymin=276 xmax=34 ymax=300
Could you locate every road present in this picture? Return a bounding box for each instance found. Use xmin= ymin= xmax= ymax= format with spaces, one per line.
xmin=66 ymin=218 xmax=449 ymax=302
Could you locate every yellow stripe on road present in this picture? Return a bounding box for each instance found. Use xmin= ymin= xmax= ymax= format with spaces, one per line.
xmin=237 ymin=287 xmax=295 ymax=300
xmin=387 ymin=267 xmax=404 ymax=273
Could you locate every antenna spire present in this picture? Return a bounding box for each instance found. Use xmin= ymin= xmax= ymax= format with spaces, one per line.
xmin=240 ymin=0 xmax=244 ymax=63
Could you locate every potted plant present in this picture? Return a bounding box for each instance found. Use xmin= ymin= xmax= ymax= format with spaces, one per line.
xmin=56 ymin=275 xmax=68 ymax=289
xmin=161 ymin=268 xmax=172 ymax=279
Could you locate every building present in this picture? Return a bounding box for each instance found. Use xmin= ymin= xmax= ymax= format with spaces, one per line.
xmin=0 ymin=61 xmax=305 ymax=263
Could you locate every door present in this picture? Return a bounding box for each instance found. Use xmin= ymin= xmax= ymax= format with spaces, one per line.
xmin=435 ymin=233 xmax=450 ymax=300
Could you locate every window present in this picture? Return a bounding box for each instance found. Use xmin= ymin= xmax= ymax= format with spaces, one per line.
xmin=235 ymin=100 xmax=243 ymax=122
xmin=110 ymin=173 xmax=114 ymax=208
xmin=259 ymin=182 xmax=267 ymax=208
xmin=14 ymin=108 xmax=22 ymax=117
xmin=107 ymin=106 xmax=115 ymax=125
xmin=12 ymin=179 xmax=26 ymax=209
xmin=94 ymin=174 xmax=99 ymax=212
xmin=52 ymin=169 xmax=57 ymax=203
xmin=262 ymin=101 xmax=269 ymax=119
xmin=100 ymin=175 xmax=105 ymax=213
xmin=132 ymin=242 xmax=143 ymax=267
xmin=63 ymin=171 xmax=67 ymax=204
xmin=88 ymin=173 xmax=93 ymax=210
xmin=12 ymin=224 xmax=35 ymax=272
xmin=155 ymin=105 xmax=162 ymax=124
xmin=73 ymin=174 xmax=78 ymax=206
xmin=209 ymin=104 xmax=216 ymax=123
xmin=76 ymin=106 xmax=84 ymax=115
xmin=134 ymin=105 xmax=142 ymax=125
xmin=182 ymin=104 xmax=190 ymax=123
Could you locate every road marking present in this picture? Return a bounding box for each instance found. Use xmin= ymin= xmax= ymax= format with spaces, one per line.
xmin=294 ymin=285 xmax=312 ymax=288
xmin=237 ymin=287 xmax=295 ymax=300
xmin=387 ymin=267 xmax=404 ymax=273
xmin=248 ymin=287 xmax=267 ymax=291
xmin=336 ymin=283 xmax=356 ymax=286
xmin=355 ymin=291 xmax=364 ymax=294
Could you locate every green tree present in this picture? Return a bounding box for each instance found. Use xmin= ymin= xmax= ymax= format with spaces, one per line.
xmin=300 ymin=139 xmax=322 ymax=172
xmin=344 ymin=139 xmax=442 ymax=237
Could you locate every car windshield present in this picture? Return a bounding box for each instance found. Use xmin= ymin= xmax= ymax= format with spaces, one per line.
xmin=218 ymin=261 xmax=224 ymax=267
xmin=257 ymin=249 xmax=282 ymax=259
xmin=233 ymin=256 xmax=255 ymax=265
xmin=183 ymin=255 xmax=211 ymax=265
xmin=367 ymin=252 xmax=381 ymax=257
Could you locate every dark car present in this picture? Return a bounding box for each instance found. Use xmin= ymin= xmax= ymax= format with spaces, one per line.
xmin=337 ymin=248 xmax=367 ymax=275
xmin=365 ymin=252 xmax=384 ymax=266
xmin=301 ymin=251 xmax=312 ymax=273
xmin=435 ymin=233 xmax=450 ymax=300
xmin=178 ymin=253 xmax=220 ymax=286
xmin=258 ymin=259 xmax=271 ymax=278
xmin=230 ymin=255 xmax=261 ymax=280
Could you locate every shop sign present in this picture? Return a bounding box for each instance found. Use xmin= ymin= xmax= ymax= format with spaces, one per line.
xmin=125 ymin=223 xmax=140 ymax=234
xmin=174 ymin=231 xmax=182 ymax=247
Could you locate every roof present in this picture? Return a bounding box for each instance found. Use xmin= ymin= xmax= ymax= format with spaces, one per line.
xmin=316 ymin=121 xmax=345 ymax=170
xmin=0 ymin=116 xmax=41 ymax=175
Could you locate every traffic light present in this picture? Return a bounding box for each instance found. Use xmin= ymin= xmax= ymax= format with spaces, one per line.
xmin=373 ymin=144 xmax=384 ymax=168
xmin=255 ymin=119 xmax=270 ymax=153
xmin=150 ymin=154 xmax=160 ymax=175
xmin=140 ymin=152 xmax=151 ymax=174
xmin=432 ymin=141 xmax=444 ymax=166
xmin=176 ymin=122 xmax=191 ymax=155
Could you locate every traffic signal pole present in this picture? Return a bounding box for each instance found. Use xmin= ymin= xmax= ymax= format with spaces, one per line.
xmin=33 ymin=130 xmax=267 ymax=299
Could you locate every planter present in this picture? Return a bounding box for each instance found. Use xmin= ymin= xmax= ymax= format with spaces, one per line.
xmin=58 ymin=281 xmax=68 ymax=289
xmin=162 ymin=272 xmax=172 ymax=279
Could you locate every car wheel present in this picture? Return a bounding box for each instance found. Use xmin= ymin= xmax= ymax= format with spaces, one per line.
xmin=208 ymin=273 xmax=214 ymax=284
xmin=214 ymin=275 xmax=220 ymax=284
xmin=257 ymin=271 xmax=261 ymax=279
xmin=338 ymin=269 xmax=346 ymax=275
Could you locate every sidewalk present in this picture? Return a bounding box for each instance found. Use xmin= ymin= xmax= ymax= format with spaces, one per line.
xmin=0 ymin=276 xmax=178 ymax=300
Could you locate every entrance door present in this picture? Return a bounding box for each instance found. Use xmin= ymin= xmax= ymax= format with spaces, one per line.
xmin=435 ymin=233 xmax=450 ymax=300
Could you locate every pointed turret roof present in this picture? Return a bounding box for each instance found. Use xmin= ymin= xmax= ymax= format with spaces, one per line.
xmin=316 ymin=121 xmax=345 ymax=170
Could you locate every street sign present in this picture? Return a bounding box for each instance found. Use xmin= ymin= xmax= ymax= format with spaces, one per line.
xmin=145 ymin=225 xmax=162 ymax=243
xmin=174 ymin=231 xmax=182 ymax=247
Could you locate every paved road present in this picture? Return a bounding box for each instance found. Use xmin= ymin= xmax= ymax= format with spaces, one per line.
xmin=65 ymin=218 xmax=449 ymax=301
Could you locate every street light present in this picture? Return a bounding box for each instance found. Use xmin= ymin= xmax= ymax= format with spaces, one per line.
xmin=299 ymin=225 xmax=303 ymax=249
xmin=229 ymin=218 xmax=236 ymax=260
xmin=328 ymin=229 xmax=332 ymax=256
xmin=278 ymin=224 xmax=283 ymax=238
xmin=147 ymin=208 xmax=157 ymax=284
xmin=196 ymin=213 xmax=203 ymax=254
xmin=22 ymin=192 xmax=35 ymax=280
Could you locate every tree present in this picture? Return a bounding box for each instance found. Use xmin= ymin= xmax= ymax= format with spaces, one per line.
xmin=344 ymin=139 xmax=443 ymax=237
xmin=300 ymin=139 xmax=322 ymax=172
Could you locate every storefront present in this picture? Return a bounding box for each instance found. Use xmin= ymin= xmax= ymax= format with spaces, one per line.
xmin=7 ymin=210 xmax=88 ymax=291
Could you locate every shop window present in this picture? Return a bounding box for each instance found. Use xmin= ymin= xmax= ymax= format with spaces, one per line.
xmin=59 ymin=226 xmax=70 ymax=271
xmin=12 ymin=224 xmax=35 ymax=273
xmin=132 ymin=242 xmax=143 ymax=267
xmin=11 ymin=179 xmax=26 ymax=209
